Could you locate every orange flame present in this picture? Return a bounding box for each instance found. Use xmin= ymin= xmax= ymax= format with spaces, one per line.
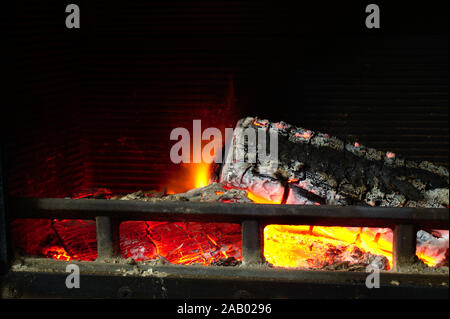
xmin=167 ymin=162 xmax=212 ymax=193
xmin=194 ymin=163 xmax=211 ymax=188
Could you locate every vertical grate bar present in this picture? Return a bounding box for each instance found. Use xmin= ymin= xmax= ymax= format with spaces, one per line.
xmin=96 ymin=216 xmax=121 ymax=260
xmin=393 ymin=224 xmax=417 ymax=271
xmin=241 ymin=220 xmax=265 ymax=265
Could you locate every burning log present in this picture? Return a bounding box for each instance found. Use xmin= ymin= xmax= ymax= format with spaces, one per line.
xmin=220 ymin=117 xmax=449 ymax=208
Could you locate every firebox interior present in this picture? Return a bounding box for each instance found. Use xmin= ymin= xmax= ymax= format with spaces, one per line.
xmin=1 ymin=1 xmax=448 ymax=299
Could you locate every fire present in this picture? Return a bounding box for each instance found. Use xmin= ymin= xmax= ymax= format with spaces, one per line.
xmin=264 ymin=225 xmax=393 ymax=269
xmin=247 ymin=193 xmax=442 ymax=269
xmin=167 ymin=162 xmax=212 ymax=193
xmin=42 ymin=246 xmax=73 ymax=261
xmin=194 ymin=163 xmax=211 ymax=188
xmin=13 ymin=165 xmax=443 ymax=270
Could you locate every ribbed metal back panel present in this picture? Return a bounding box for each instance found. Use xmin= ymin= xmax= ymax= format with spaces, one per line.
xmin=247 ymin=36 xmax=449 ymax=166
xmin=4 ymin=2 xmax=84 ymax=197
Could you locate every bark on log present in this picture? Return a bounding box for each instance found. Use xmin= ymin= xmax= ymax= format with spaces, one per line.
xmin=220 ymin=117 xmax=449 ymax=208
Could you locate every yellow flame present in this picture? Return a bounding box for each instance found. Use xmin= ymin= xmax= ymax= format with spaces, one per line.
xmin=193 ymin=163 xmax=211 ymax=188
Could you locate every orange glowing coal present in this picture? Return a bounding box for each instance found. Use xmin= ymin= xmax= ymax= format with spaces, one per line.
xmin=42 ymin=246 xmax=73 ymax=261
xmin=246 ymin=191 xmax=440 ymax=269
xmin=264 ymin=225 xmax=393 ymax=269
xmin=247 ymin=191 xmax=282 ymax=204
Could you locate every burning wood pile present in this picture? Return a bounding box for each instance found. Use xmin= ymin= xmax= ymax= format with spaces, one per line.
xmin=105 ymin=116 xmax=449 ymax=270
xmin=11 ymin=117 xmax=449 ymax=271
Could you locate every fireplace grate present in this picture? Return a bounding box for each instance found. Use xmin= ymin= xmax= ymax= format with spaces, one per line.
xmin=1 ymin=194 xmax=448 ymax=298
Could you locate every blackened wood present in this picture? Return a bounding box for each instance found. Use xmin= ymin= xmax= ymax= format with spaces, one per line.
xmin=96 ymin=216 xmax=121 ymax=260
xmin=393 ymin=224 xmax=418 ymax=271
xmin=242 ymin=220 xmax=264 ymax=265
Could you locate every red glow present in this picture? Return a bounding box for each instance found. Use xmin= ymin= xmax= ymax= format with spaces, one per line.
xmin=295 ymin=132 xmax=311 ymax=139
xmin=42 ymin=246 xmax=73 ymax=261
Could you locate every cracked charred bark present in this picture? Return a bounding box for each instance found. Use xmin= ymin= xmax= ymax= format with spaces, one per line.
xmin=220 ymin=117 xmax=449 ymax=208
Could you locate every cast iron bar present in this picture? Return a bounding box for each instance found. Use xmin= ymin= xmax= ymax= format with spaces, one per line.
xmin=242 ymin=220 xmax=265 ymax=265
xmin=393 ymin=224 xmax=418 ymax=271
xmin=96 ymin=216 xmax=121 ymax=260
xmin=8 ymin=197 xmax=449 ymax=229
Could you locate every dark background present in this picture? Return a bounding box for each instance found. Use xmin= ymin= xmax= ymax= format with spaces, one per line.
xmin=2 ymin=1 xmax=449 ymax=197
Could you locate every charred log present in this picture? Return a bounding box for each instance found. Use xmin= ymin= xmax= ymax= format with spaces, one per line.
xmin=220 ymin=117 xmax=449 ymax=208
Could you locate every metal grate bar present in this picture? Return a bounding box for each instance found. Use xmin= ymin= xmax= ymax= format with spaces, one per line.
xmin=7 ymin=197 xmax=450 ymax=272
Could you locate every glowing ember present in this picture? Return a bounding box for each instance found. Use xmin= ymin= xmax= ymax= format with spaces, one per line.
xmin=295 ymin=132 xmax=311 ymax=139
xmin=253 ymin=120 xmax=268 ymax=127
xmin=264 ymin=225 xmax=393 ymax=269
xmin=386 ymin=152 xmax=396 ymax=159
xmin=120 ymin=221 xmax=241 ymax=265
xmin=246 ymin=194 xmax=443 ymax=269
xmin=42 ymin=246 xmax=73 ymax=261
xmin=416 ymin=252 xmax=437 ymax=267
xmin=10 ymin=162 xmax=446 ymax=270
xmin=247 ymin=191 xmax=282 ymax=204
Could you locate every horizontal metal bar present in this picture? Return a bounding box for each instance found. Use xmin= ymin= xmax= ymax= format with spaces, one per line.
xmin=2 ymin=258 xmax=448 ymax=299
xmin=9 ymin=197 xmax=449 ymax=229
